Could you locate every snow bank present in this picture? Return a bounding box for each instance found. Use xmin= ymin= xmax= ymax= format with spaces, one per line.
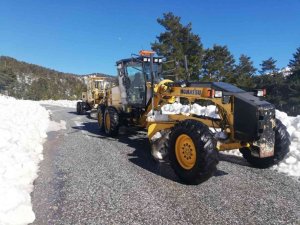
xmin=0 ymin=95 xmax=50 ymax=225
xmin=273 ymin=110 xmax=300 ymax=178
xmin=38 ymin=99 xmax=78 ymax=108
xmin=161 ymin=102 xmax=219 ymax=118
xmin=160 ymin=103 xmax=300 ymax=179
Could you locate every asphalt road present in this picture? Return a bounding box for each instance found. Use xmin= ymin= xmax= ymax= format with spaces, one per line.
xmin=31 ymin=105 xmax=300 ymax=225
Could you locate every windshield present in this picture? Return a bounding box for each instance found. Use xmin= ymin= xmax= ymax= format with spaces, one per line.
xmin=94 ymin=81 xmax=103 ymax=89
xmin=125 ymin=65 xmax=145 ymax=105
xmin=143 ymin=63 xmax=162 ymax=82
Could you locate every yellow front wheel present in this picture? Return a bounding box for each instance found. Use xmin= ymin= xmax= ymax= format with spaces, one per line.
xmin=104 ymin=107 xmax=119 ymax=136
xmin=105 ymin=112 xmax=111 ymax=131
xmin=175 ymin=134 xmax=196 ymax=170
xmin=168 ymin=120 xmax=219 ymax=185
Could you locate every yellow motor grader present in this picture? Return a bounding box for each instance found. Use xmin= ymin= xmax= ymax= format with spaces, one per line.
xmin=76 ymin=76 xmax=113 ymax=115
xmin=97 ymin=50 xmax=290 ymax=184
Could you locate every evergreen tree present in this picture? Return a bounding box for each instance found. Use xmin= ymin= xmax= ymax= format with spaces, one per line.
xmin=286 ymin=71 xmax=300 ymax=115
xmin=286 ymin=47 xmax=300 ymax=115
xmin=0 ymin=67 xmax=17 ymax=95
xmin=151 ymin=12 xmax=203 ymax=80
xmin=288 ymin=47 xmax=300 ymax=73
xmin=234 ymin=54 xmax=256 ymax=88
xmin=259 ymin=57 xmax=278 ymax=75
xmin=255 ymin=56 xmax=286 ymax=112
xmin=201 ymin=45 xmax=235 ymax=82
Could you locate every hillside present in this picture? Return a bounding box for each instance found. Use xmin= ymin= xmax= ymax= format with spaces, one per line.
xmin=0 ymin=56 xmax=114 ymax=100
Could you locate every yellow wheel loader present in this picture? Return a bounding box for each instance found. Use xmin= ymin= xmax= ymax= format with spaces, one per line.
xmin=97 ymin=51 xmax=290 ymax=184
xmin=76 ymin=76 xmax=113 ymax=116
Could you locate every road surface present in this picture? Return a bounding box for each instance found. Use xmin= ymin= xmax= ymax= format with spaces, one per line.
xmin=31 ymin=105 xmax=300 ymax=225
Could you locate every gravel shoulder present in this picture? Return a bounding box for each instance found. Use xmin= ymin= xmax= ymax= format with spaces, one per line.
xmin=31 ymin=106 xmax=300 ymax=225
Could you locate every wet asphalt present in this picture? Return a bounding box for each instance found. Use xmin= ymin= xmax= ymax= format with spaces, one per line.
xmin=31 ymin=105 xmax=300 ymax=225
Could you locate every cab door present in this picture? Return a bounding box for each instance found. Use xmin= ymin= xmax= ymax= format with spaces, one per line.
xmin=125 ymin=65 xmax=146 ymax=106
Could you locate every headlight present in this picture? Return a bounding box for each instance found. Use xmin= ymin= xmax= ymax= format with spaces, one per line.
xmin=214 ymin=90 xmax=223 ymax=98
xmin=256 ymin=89 xmax=266 ymax=97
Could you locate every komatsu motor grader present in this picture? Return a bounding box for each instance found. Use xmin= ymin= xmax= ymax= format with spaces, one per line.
xmin=97 ymin=50 xmax=290 ymax=184
xmin=76 ymin=76 xmax=113 ymax=115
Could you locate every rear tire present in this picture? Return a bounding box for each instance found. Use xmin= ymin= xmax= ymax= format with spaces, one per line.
xmin=168 ymin=120 xmax=218 ymax=185
xmin=77 ymin=102 xmax=83 ymax=115
xmin=81 ymin=102 xmax=87 ymax=115
xmin=97 ymin=104 xmax=105 ymax=131
xmin=104 ymin=106 xmax=119 ymax=136
xmin=239 ymin=119 xmax=290 ymax=168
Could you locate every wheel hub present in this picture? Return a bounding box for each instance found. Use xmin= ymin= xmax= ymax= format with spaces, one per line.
xmin=175 ymin=134 xmax=196 ymax=170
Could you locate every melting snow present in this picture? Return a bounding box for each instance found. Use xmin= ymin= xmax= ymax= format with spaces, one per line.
xmin=0 ymin=95 xmax=49 ymax=225
xmin=47 ymin=120 xmax=67 ymax=132
xmin=38 ymin=99 xmax=78 ymax=108
xmin=273 ymin=110 xmax=300 ymax=178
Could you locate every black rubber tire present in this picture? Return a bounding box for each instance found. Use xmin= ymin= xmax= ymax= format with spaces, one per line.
xmin=76 ymin=102 xmax=82 ymax=115
xmin=97 ymin=104 xmax=106 ymax=131
xmin=239 ymin=119 xmax=290 ymax=168
xmin=168 ymin=120 xmax=219 ymax=185
xmin=104 ymin=106 xmax=119 ymax=137
xmin=81 ymin=102 xmax=87 ymax=115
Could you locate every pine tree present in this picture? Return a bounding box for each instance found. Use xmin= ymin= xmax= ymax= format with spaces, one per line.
xmin=259 ymin=57 xmax=278 ymax=75
xmin=259 ymin=57 xmax=284 ymax=89
xmin=255 ymin=57 xmax=287 ymax=111
xmin=0 ymin=67 xmax=17 ymax=95
xmin=201 ymin=45 xmax=235 ymax=82
xmin=286 ymin=47 xmax=300 ymax=115
xmin=235 ymin=54 xmax=256 ymax=88
xmin=288 ymin=47 xmax=300 ymax=73
xmin=151 ymin=12 xmax=203 ymax=80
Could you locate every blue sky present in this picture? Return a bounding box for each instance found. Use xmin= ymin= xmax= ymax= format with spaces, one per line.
xmin=0 ymin=0 xmax=299 ymax=75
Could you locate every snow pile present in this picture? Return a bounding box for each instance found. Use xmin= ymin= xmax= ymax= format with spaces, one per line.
xmin=0 ymin=95 xmax=50 ymax=225
xmin=147 ymin=103 xmax=219 ymax=122
xmin=160 ymin=102 xmax=300 ymax=179
xmin=38 ymin=99 xmax=78 ymax=108
xmin=147 ymin=110 xmax=169 ymax=122
xmin=161 ymin=102 xmax=219 ymax=118
xmin=273 ymin=110 xmax=300 ymax=178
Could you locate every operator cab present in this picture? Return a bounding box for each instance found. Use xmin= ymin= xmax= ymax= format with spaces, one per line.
xmin=116 ymin=50 xmax=163 ymax=108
